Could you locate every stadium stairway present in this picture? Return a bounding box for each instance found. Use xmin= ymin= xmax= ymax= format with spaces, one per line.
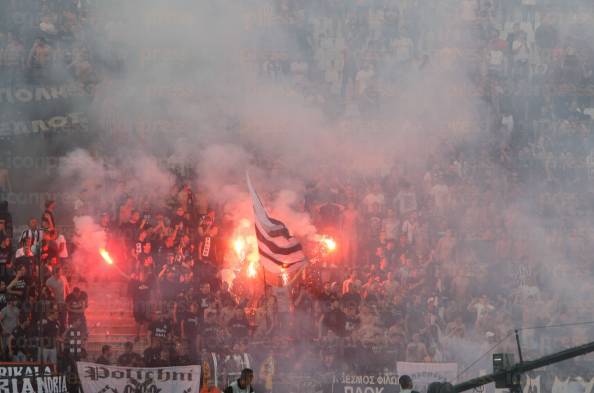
xmin=83 ymin=277 xmax=149 ymax=360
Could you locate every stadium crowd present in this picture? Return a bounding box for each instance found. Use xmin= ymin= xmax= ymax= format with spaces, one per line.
xmin=1 ymin=0 xmax=594 ymax=391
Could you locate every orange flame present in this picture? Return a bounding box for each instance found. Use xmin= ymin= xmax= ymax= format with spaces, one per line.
xmin=281 ymin=269 xmax=288 ymax=286
xmin=321 ymin=235 xmax=337 ymax=252
xmin=99 ymin=248 xmax=114 ymax=265
xmin=233 ymin=237 xmax=246 ymax=259
xmin=247 ymin=261 xmax=257 ymax=278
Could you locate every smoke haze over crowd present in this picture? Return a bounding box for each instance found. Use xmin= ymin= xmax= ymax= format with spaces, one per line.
xmin=1 ymin=0 xmax=594 ymax=391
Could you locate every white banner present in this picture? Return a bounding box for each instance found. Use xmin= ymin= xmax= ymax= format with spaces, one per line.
xmin=76 ymin=362 xmax=201 ymax=393
xmin=396 ymin=362 xmax=457 ymax=393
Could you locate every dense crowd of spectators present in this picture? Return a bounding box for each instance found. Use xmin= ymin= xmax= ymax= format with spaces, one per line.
xmin=1 ymin=0 xmax=594 ymax=391
xmin=0 ymin=0 xmax=97 ymax=89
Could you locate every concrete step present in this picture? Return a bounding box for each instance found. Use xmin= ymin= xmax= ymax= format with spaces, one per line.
xmin=86 ymin=310 xmax=133 ymax=319
xmin=88 ymin=325 xmax=139 ymax=335
xmin=86 ymin=309 xmax=133 ymax=316
xmin=87 ymin=318 xmax=135 ymax=326
xmin=82 ymin=277 xmax=148 ymax=358
xmin=86 ymin=340 xmax=149 ymax=355
xmin=87 ymin=292 xmax=130 ymax=301
xmin=86 ymin=336 xmax=148 ymax=346
xmin=87 ymin=299 xmax=132 ymax=310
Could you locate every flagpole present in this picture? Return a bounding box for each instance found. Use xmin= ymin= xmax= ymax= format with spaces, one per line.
xmin=261 ymin=263 xmax=271 ymax=331
xmin=261 ymin=263 xmax=268 ymax=297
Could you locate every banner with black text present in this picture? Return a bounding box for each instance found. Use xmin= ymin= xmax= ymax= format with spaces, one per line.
xmin=332 ymin=374 xmax=400 ymax=393
xmin=0 ymin=363 xmax=69 ymax=393
xmin=76 ymin=362 xmax=200 ymax=393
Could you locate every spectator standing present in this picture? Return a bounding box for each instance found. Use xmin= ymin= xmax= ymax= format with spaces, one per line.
xmin=46 ymin=268 xmax=69 ymax=330
xmin=19 ymin=218 xmax=42 ymax=248
xmin=0 ymin=298 xmax=20 ymax=349
xmin=0 ymin=201 xmax=13 ymax=239
xmin=65 ymin=287 xmax=88 ymax=330
xmin=2 ymin=33 xmax=25 ymax=86
xmin=7 ymin=266 xmax=28 ymax=301
xmin=42 ymin=200 xmax=57 ymax=230
xmin=9 ymin=315 xmax=32 ymax=361
xmin=0 ymin=237 xmax=13 ymax=280
xmin=39 ymin=308 xmax=61 ymax=364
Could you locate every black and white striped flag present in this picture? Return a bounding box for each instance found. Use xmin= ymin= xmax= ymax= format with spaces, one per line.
xmin=247 ymin=175 xmax=307 ymax=282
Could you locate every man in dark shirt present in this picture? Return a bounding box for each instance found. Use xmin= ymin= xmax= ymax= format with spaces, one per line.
xmin=174 ymin=342 xmax=192 ymax=366
xmin=143 ymin=339 xmax=163 ymax=367
xmin=341 ymin=284 xmax=362 ymax=309
xmin=117 ymin=342 xmax=143 ymax=366
xmin=0 ymin=282 xmax=8 ymax=311
xmin=171 ymin=207 xmax=190 ymax=233
xmin=159 ymin=270 xmax=183 ymax=303
xmin=317 ymin=282 xmax=337 ymax=313
xmin=343 ymin=304 xmax=361 ymax=335
xmin=96 ymin=345 xmax=112 ymax=365
xmin=130 ymin=272 xmax=154 ymax=341
xmin=121 ymin=211 xmax=144 ymax=247
xmin=535 ymin=15 xmax=558 ymax=50
xmin=0 ymin=201 xmax=13 ymax=239
xmin=292 ymin=283 xmax=313 ymax=314
xmin=0 ymin=237 xmax=13 ymax=280
xmin=148 ymin=311 xmax=171 ymax=345
xmin=195 ymin=282 xmax=215 ymax=320
xmin=65 ymin=287 xmax=88 ymax=331
xmin=7 ymin=266 xmax=28 ymax=301
xmin=181 ymin=302 xmax=201 ymax=351
xmin=200 ymin=309 xmax=221 ymax=353
xmin=228 ymin=307 xmax=249 ymax=339
xmin=319 ymin=299 xmax=346 ymax=338
xmin=40 ymin=309 xmax=60 ymax=364
xmin=9 ymin=315 xmax=31 ymax=361
xmin=193 ymin=260 xmax=219 ymax=292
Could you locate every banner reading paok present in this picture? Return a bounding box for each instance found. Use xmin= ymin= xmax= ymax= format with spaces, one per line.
xmin=76 ymin=362 xmax=200 ymax=393
xmin=396 ymin=363 xmax=457 ymax=393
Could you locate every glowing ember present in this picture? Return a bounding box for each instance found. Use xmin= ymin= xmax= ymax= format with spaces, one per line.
xmin=281 ymin=269 xmax=288 ymax=286
xmin=247 ymin=260 xmax=257 ymax=278
xmin=321 ymin=235 xmax=337 ymax=252
xmin=99 ymin=248 xmax=114 ymax=265
xmin=233 ymin=237 xmax=246 ymax=259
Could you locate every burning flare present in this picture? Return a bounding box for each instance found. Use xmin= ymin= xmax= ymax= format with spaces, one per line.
xmin=247 ymin=260 xmax=257 ymax=278
xmin=320 ymin=235 xmax=337 ymax=252
xmin=281 ymin=268 xmax=288 ymax=286
xmin=233 ymin=237 xmax=246 ymax=260
xmin=99 ymin=248 xmax=114 ymax=265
